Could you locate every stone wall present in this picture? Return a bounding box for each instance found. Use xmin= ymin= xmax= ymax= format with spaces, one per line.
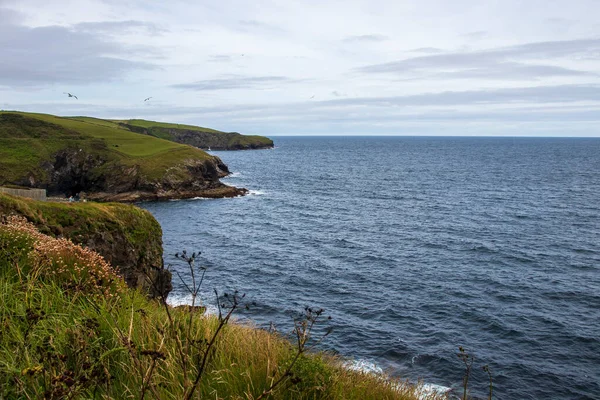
xmin=0 ymin=187 xmax=46 ymax=201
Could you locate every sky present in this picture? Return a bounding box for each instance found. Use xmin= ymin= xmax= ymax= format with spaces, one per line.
xmin=1 ymin=0 xmax=600 ymax=136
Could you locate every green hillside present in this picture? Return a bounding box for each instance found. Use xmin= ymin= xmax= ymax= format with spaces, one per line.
xmin=120 ymin=118 xmax=223 ymax=133
xmin=0 ymin=112 xmax=241 ymax=201
xmin=117 ymin=119 xmax=274 ymax=150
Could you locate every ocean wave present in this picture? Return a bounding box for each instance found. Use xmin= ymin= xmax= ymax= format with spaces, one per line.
xmin=223 ymin=172 xmax=242 ymax=179
xmin=343 ymin=359 xmax=451 ymax=399
xmin=344 ymin=359 xmax=383 ymax=374
xmin=248 ymin=190 xmax=266 ymax=196
xmin=166 ymin=294 xmax=222 ymax=316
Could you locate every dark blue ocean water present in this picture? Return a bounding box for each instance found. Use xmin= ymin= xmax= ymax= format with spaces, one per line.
xmin=141 ymin=137 xmax=600 ymax=400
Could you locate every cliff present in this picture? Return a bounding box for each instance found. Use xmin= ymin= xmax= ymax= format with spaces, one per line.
xmin=0 ymin=192 xmax=170 ymax=297
xmin=0 ymin=201 xmax=432 ymax=399
xmin=119 ymin=119 xmax=274 ymax=150
xmin=0 ymin=112 xmax=246 ymax=201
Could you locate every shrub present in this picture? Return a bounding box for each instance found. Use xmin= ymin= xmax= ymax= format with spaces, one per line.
xmin=0 ymin=215 xmax=125 ymax=298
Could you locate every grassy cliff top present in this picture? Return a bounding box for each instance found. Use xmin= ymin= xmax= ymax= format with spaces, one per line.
xmin=0 ymin=192 xmax=161 ymax=248
xmin=118 ymin=118 xmax=224 ymax=134
xmin=0 ymin=111 xmax=212 ymax=183
xmin=114 ymin=118 xmax=274 ymax=150
xmin=0 ymin=111 xmax=209 ymax=157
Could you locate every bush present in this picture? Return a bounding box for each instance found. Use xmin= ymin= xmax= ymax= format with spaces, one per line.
xmin=0 ymin=215 xmax=125 ymax=298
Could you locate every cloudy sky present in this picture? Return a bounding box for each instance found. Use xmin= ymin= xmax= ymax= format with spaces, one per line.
xmin=1 ymin=0 xmax=600 ymax=136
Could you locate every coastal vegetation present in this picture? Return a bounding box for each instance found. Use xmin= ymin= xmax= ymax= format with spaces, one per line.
xmin=117 ymin=119 xmax=274 ymax=151
xmin=0 ymin=112 xmax=248 ymax=201
xmin=0 ymin=211 xmax=443 ymax=399
xmin=0 ymin=193 xmax=170 ymax=297
xmin=61 ymin=116 xmax=274 ymax=151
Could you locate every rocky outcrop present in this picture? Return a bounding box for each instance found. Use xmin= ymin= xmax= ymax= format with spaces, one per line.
xmin=46 ymin=148 xmax=110 ymax=196
xmin=122 ymin=124 xmax=274 ymax=150
xmin=15 ymin=145 xmax=243 ymax=202
xmin=0 ymin=193 xmax=171 ymax=298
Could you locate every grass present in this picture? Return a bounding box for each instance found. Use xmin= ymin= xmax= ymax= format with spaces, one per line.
xmin=0 ymin=111 xmax=214 ymax=187
xmin=122 ymin=119 xmax=223 ymax=134
xmin=0 ymin=193 xmax=161 ymax=250
xmin=26 ymin=113 xmax=186 ymax=157
xmin=0 ymin=217 xmax=444 ymax=400
xmin=116 ymin=119 xmax=274 ymax=150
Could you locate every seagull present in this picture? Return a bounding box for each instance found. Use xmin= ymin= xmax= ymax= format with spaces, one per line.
xmin=144 ymin=97 xmax=152 ymax=102
xmin=310 ymin=95 xmax=315 ymax=99
xmin=64 ymin=92 xmax=78 ymax=100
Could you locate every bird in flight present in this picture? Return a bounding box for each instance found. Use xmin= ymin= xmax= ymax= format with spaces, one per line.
xmin=64 ymin=92 xmax=78 ymax=100
xmin=310 ymin=95 xmax=315 ymax=99
xmin=144 ymin=97 xmax=152 ymax=102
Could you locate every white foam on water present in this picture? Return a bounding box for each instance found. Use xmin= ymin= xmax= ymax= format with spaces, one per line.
xmin=223 ymin=172 xmax=242 ymax=178
xmin=344 ymin=359 xmax=383 ymax=374
xmin=166 ymin=294 xmax=228 ymax=317
xmin=343 ymin=359 xmax=452 ymax=400
xmin=415 ymin=383 xmax=453 ymax=398
xmin=166 ymin=293 xmax=194 ymax=306
xmin=248 ymin=190 xmax=266 ymax=196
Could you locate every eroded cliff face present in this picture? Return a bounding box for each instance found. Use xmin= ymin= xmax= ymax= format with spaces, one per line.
xmin=24 ymin=147 xmax=245 ymax=202
xmin=46 ymin=148 xmax=109 ymax=195
xmin=84 ymin=155 xmax=246 ymax=202
xmin=0 ymin=193 xmax=171 ymax=298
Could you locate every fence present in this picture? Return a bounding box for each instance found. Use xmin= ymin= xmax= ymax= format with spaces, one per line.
xmin=0 ymin=187 xmax=47 ymax=201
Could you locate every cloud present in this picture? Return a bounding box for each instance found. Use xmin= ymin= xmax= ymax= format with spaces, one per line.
xmin=408 ymin=47 xmax=445 ymax=54
xmin=505 ymin=38 xmax=600 ymax=59
xmin=41 ymin=84 xmax=600 ymax=119
xmin=430 ymin=62 xmax=596 ymax=80
xmin=236 ymin=19 xmax=285 ymax=34
xmin=0 ymin=14 xmax=157 ymax=87
xmin=462 ymin=30 xmax=488 ymax=40
xmin=0 ymin=6 xmax=22 ymax=24
xmin=7 ymin=84 xmax=600 ymax=136
xmin=343 ymin=34 xmax=389 ymax=43
xmin=322 ymin=84 xmax=600 ymax=107
xmin=207 ymin=54 xmax=234 ymax=63
xmin=358 ymin=37 xmax=600 ymax=80
xmin=171 ymin=75 xmax=291 ymax=91
xmin=74 ymin=20 xmax=167 ymax=35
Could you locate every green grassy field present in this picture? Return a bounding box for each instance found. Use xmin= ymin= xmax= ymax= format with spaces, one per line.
xmin=0 ymin=111 xmax=214 ymax=186
xmin=116 ymin=118 xmax=274 ymax=150
xmin=122 ymin=119 xmax=223 ymax=134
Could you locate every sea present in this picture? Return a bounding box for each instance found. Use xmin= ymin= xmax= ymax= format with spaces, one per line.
xmin=140 ymin=136 xmax=600 ymax=400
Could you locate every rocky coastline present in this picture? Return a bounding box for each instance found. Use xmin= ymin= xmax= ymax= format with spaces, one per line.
xmin=0 ymin=112 xmax=265 ymax=203
xmin=38 ymin=147 xmax=246 ymax=202
xmin=85 ymin=185 xmax=248 ymax=202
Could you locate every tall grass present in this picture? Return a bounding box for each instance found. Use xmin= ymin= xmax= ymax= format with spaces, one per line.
xmin=0 ymin=217 xmax=445 ymax=399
